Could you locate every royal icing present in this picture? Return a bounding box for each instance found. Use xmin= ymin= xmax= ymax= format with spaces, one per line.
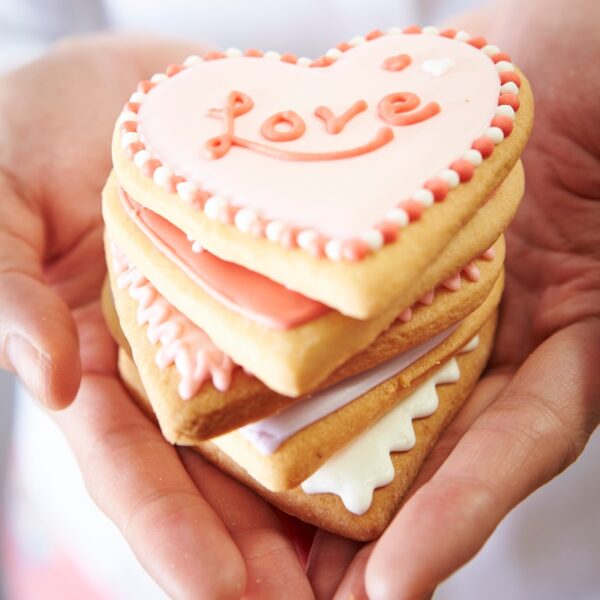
xmin=111 ymin=243 xmax=235 ymax=398
xmin=118 ymin=27 xmax=521 ymax=261
xmin=300 ymin=335 xmax=479 ymax=514
xmin=240 ymin=322 xmax=460 ymax=454
xmin=119 ymin=189 xmax=329 ymax=330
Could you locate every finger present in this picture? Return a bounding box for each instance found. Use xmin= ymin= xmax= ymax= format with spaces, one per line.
xmin=180 ymin=448 xmax=315 ymax=600
xmin=331 ymin=544 xmax=372 ymax=600
xmin=365 ymin=319 xmax=600 ymax=600
xmin=0 ymin=175 xmax=80 ymax=408
xmin=55 ymin=376 xmax=246 ymax=600
xmin=406 ymin=368 xmax=513 ymax=493
xmin=306 ymin=530 xmax=362 ymax=600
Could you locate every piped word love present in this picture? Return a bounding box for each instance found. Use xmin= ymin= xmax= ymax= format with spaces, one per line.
xmin=204 ymin=54 xmax=441 ymax=162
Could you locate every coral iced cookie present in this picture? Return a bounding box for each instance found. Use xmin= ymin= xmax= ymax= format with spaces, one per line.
xmin=112 ymin=27 xmax=533 ymax=318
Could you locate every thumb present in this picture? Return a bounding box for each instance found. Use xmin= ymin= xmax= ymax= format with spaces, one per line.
xmin=0 ymin=176 xmax=80 ymax=409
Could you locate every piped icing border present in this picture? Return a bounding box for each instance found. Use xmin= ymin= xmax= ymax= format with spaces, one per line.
xmin=111 ymin=242 xmax=235 ymax=398
xmin=117 ymin=25 xmax=521 ymax=262
xmin=300 ymin=334 xmax=479 ymax=514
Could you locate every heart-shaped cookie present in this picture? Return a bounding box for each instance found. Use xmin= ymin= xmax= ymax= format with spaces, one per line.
xmin=113 ymin=27 xmax=532 ymax=318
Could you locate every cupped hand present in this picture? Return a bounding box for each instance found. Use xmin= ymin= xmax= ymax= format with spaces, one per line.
xmin=307 ymin=1 xmax=600 ymax=598
xmin=0 ymin=36 xmax=314 ymax=599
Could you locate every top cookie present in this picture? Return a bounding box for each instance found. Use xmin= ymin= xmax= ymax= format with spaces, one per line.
xmin=113 ymin=26 xmax=533 ymax=319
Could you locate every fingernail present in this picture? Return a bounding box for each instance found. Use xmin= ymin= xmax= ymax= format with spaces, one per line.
xmin=5 ymin=334 xmax=47 ymax=404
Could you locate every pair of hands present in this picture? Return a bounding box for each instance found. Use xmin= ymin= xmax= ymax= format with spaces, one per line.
xmin=0 ymin=1 xmax=599 ymax=598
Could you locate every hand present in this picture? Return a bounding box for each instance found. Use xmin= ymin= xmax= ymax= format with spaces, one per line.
xmin=0 ymin=36 xmax=314 ymax=599
xmin=306 ymin=2 xmax=600 ymax=598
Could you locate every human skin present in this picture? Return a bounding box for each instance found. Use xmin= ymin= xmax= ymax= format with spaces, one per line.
xmin=0 ymin=1 xmax=599 ymax=598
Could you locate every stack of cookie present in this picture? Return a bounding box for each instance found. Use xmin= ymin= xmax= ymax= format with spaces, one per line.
xmin=102 ymin=25 xmax=533 ymax=540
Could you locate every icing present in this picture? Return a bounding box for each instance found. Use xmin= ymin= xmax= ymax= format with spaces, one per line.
xmin=300 ymin=335 xmax=479 ymax=514
xmin=382 ymin=54 xmax=412 ymax=72
xmin=378 ymin=92 xmax=441 ymax=126
xmin=110 ymin=242 xmax=235 ymax=399
xmin=240 ymin=323 xmax=460 ymax=454
xmin=206 ymin=89 xmax=394 ymax=161
xmin=314 ymin=100 xmax=368 ymax=134
xmin=119 ymin=189 xmax=329 ymax=330
xmin=120 ymin=185 xmax=494 ymax=329
xmin=119 ymin=28 xmax=520 ymax=260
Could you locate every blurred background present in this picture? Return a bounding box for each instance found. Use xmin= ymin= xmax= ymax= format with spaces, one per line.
xmin=0 ymin=2 xmax=599 ymax=599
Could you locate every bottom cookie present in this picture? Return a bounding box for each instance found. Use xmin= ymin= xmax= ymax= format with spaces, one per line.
xmin=117 ymin=313 xmax=495 ymax=541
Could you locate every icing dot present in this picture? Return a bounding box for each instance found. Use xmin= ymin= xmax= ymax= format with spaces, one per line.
xmin=440 ymin=28 xmax=457 ymax=38
xmin=365 ymin=29 xmax=384 ymax=40
xmin=449 ymin=159 xmax=475 ymax=182
xmin=297 ymin=230 xmax=319 ymax=250
xmin=176 ymin=181 xmax=198 ymax=204
xmin=472 ymin=136 xmax=494 ymax=158
xmin=311 ymin=56 xmax=334 ymax=68
xmin=280 ymin=53 xmax=298 ymax=64
xmin=496 ymin=60 xmax=515 ymax=73
xmin=326 ymin=47 xmax=343 ymax=59
xmin=121 ymin=131 xmax=140 ymax=148
xmin=129 ymin=92 xmax=146 ymax=104
xmin=153 ymin=165 xmax=173 ymax=187
xmin=137 ymin=80 xmax=155 ymax=94
xmin=500 ymin=81 xmax=519 ymax=95
xmin=204 ymin=51 xmax=225 ymax=60
xmin=191 ymin=240 xmax=203 ymax=253
xmin=225 ymin=47 xmax=242 ymax=58
xmin=341 ymin=239 xmax=369 ymax=261
xmin=244 ymin=48 xmax=263 ymax=57
xmin=150 ymin=73 xmax=168 ymax=85
xmin=485 ymin=126 xmax=505 ymax=144
xmin=495 ymin=104 xmax=516 ymax=119
xmin=454 ymin=30 xmax=471 ymax=42
xmin=141 ymin=158 xmax=161 ymax=177
xmin=403 ymin=25 xmax=422 ymax=34
xmin=386 ymin=26 xmax=403 ymax=34
xmin=421 ymin=57 xmax=455 ymax=77
xmin=133 ymin=149 xmax=152 ymax=168
xmin=376 ymin=221 xmax=398 ymax=243
xmin=125 ymin=142 xmax=144 ymax=159
xmin=264 ymin=50 xmax=282 ymax=60
xmin=234 ymin=208 xmax=258 ymax=232
xmin=424 ymin=178 xmax=449 ymax=202
xmin=325 ymin=239 xmax=343 ymax=261
xmin=468 ymin=36 xmax=487 ymax=49
xmin=422 ymin=26 xmax=440 ymax=35
xmin=118 ymin=111 xmax=138 ymax=125
xmin=183 ymin=55 xmax=203 ymax=66
xmin=439 ymin=169 xmax=460 ymax=188
xmin=492 ymin=52 xmax=512 ymax=64
xmin=265 ymin=221 xmax=285 ymax=242
xmin=500 ymin=71 xmax=522 ymax=87
xmin=412 ymin=188 xmax=435 ymax=206
xmin=482 ymin=44 xmax=501 ymax=57
xmin=491 ymin=115 xmax=514 ymax=136
xmin=361 ymin=229 xmax=384 ymax=251
xmin=296 ymin=56 xmax=312 ymax=67
xmin=165 ymin=64 xmax=183 ymax=77
xmin=463 ymin=148 xmax=483 ymax=166
xmin=499 ymin=93 xmax=520 ymax=111
xmin=399 ymin=200 xmax=424 ymax=221
xmin=385 ymin=207 xmax=410 ymax=227
xmin=204 ymin=196 xmax=228 ymax=220
xmin=349 ymin=35 xmax=366 ymax=46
